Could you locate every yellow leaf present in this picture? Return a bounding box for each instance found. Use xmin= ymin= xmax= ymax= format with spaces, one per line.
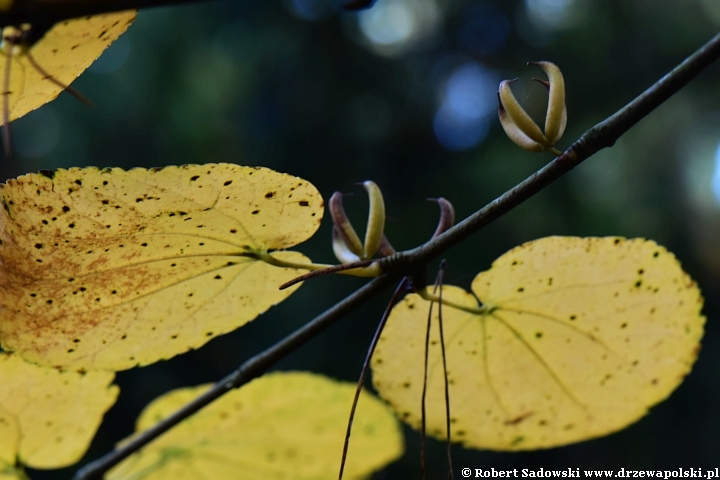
xmin=372 ymin=237 xmax=704 ymax=450
xmin=0 ymin=164 xmax=324 ymax=371
xmin=0 ymin=11 xmax=136 ymax=124
xmin=0 ymin=466 xmax=27 ymax=480
xmin=107 ymin=371 xmax=403 ymax=480
xmin=0 ymin=352 xmax=118 ymax=469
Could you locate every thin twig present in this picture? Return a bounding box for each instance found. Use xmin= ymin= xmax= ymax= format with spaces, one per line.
xmin=337 ymin=278 xmax=408 ymax=480
xmin=73 ymin=30 xmax=720 ymax=480
xmin=420 ymin=280 xmax=435 ymax=480
xmin=279 ymin=259 xmax=376 ymax=290
xmin=436 ymin=260 xmax=454 ymax=480
xmin=2 ymin=43 xmax=13 ymax=157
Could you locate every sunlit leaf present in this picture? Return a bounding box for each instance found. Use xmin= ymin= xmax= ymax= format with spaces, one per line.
xmin=0 ymin=12 xmax=135 ymax=123
xmin=372 ymin=236 xmax=704 ymax=450
xmin=0 ymin=11 xmax=136 ymax=124
xmin=0 ymin=164 xmax=324 ymax=371
xmin=0 ymin=352 xmax=118 ymax=469
xmin=0 ymin=465 xmax=28 ymax=480
xmin=107 ymin=371 xmax=403 ymax=480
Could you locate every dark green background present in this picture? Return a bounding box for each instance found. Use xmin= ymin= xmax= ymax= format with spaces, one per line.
xmin=4 ymin=0 xmax=720 ymax=477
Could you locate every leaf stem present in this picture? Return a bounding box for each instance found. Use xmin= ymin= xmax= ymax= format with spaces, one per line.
xmin=255 ymin=251 xmax=383 ymax=282
xmin=416 ymin=287 xmax=490 ymax=315
xmin=254 ymin=250 xmax=333 ymax=272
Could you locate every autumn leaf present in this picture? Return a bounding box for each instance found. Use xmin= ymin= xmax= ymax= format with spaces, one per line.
xmin=0 ymin=352 xmax=118 ymax=470
xmin=0 ymin=164 xmax=324 ymax=371
xmin=0 ymin=11 xmax=136 ymax=124
xmin=107 ymin=371 xmax=403 ymax=480
xmin=372 ymin=237 xmax=704 ymax=450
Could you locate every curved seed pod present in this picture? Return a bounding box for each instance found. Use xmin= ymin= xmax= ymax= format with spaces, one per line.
xmin=362 ymin=180 xmax=386 ymax=259
xmin=531 ymin=61 xmax=566 ymax=143
xmin=498 ymin=79 xmax=546 ymax=145
xmin=429 ymin=197 xmax=456 ymax=239
xmin=533 ymin=78 xmax=567 ymax=145
xmin=332 ymin=226 xmax=362 ymax=264
xmin=376 ymin=234 xmax=397 ymax=257
xmin=498 ymin=95 xmax=545 ymax=152
xmin=329 ymin=191 xmax=364 ymax=257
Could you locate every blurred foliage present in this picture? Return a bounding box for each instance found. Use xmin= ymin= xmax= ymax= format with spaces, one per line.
xmin=5 ymin=0 xmax=720 ymax=477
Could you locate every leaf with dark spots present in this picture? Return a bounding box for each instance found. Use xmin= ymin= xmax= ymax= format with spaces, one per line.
xmin=0 ymin=12 xmax=135 ymax=126
xmin=0 ymin=164 xmax=323 ymax=371
xmin=373 ymin=236 xmax=704 ymax=451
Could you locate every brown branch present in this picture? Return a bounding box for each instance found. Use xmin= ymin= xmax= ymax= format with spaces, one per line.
xmin=73 ymin=30 xmax=720 ymax=480
xmin=0 ymin=0 xmax=215 ymax=27
xmin=0 ymin=0 xmax=368 ymax=27
xmin=384 ymin=30 xmax=720 ymax=272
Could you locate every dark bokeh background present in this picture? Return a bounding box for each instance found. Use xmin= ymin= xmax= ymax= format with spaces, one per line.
xmin=4 ymin=0 xmax=720 ymax=477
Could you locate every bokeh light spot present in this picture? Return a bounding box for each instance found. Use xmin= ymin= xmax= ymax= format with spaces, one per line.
xmin=360 ymin=1 xmax=412 ymax=45
xmin=433 ymin=62 xmax=497 ymax=151
xmin=525 ymin=0 xmax=588 ymax=30
xmin=358 ymin=0 xmax=439 ymax=56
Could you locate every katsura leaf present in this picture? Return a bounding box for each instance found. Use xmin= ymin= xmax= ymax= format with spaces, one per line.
xmin=372 ymin=237 xmax=704 ymax=450
xmin=0 ymin=353 xmax=118 ymax=469
xmin=107 ymin=371 xmax=403 ymax=480
xmin=0 ymin=11 xmax=136 ymax=124
xmin=0 ymin=164 xmax=324 ymax=371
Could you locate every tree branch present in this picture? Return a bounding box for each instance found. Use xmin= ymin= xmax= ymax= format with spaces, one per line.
xmin=0 ymin=0 xmax=215 ymax=27
xmin=73 ymin=30 xmax=720 ymax=480
xmin=387 ymin=30 xmax=720 ymax=270
xmin=0 ymin=0 xmax=367 ymax=27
